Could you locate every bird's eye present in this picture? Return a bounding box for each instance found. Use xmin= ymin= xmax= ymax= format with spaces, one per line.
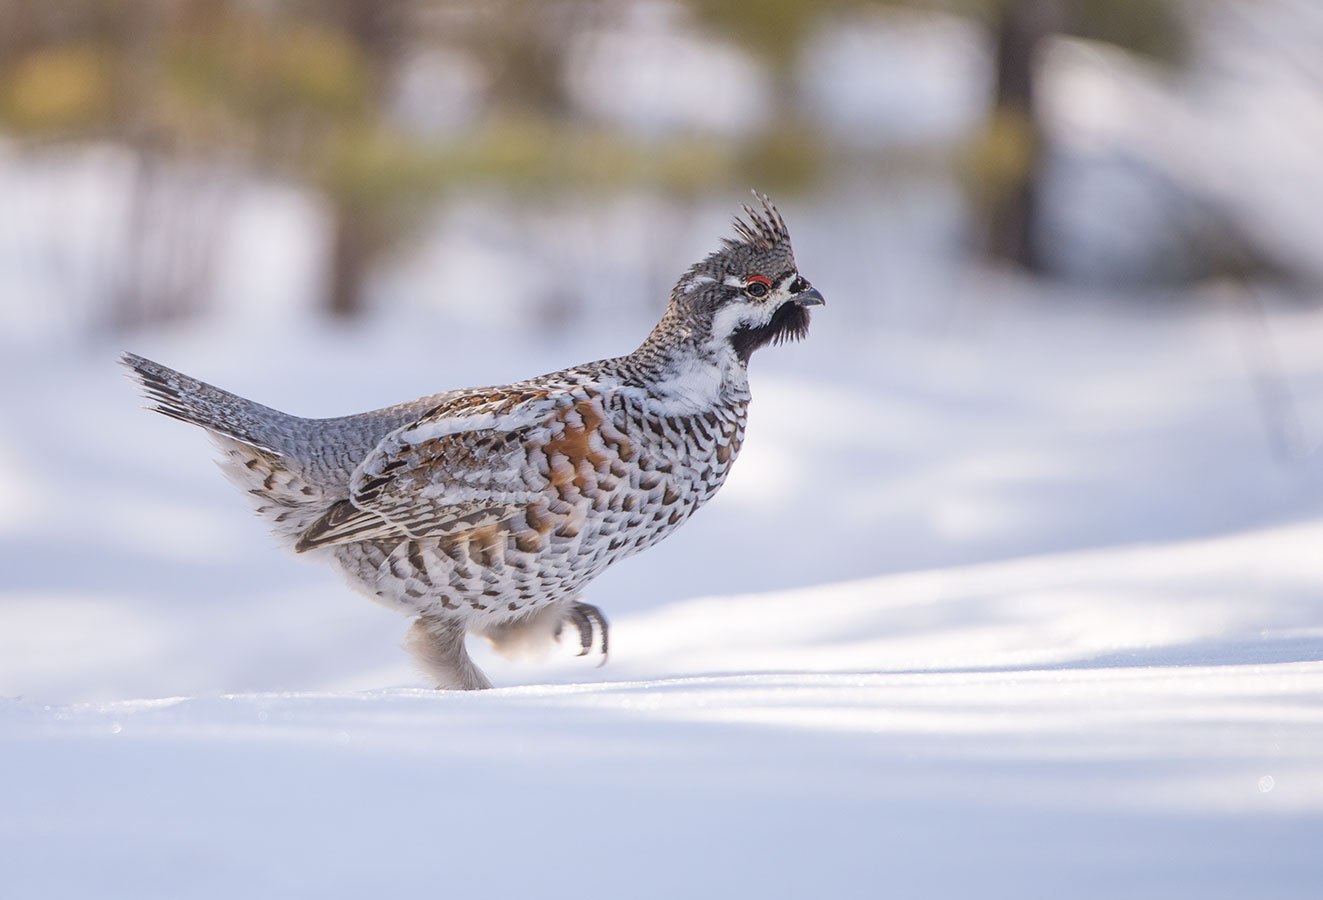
xmin=744 ymin=275 xmax=771 ymax=298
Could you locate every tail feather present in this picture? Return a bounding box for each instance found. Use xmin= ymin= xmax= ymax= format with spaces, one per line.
xmin=122 ymin=352 xmax=344 ymax=549
xmin=120 ymin=352 xmax=294 ymax=455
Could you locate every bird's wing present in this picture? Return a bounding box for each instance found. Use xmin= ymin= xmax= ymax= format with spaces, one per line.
xmin=294 ymin=386 xmax=624 ymax=552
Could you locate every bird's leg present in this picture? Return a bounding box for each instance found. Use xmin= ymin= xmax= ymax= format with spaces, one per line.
xmin=481 ymin=604 xmax=563 ymax=661
xmin=404 ymin=616 xmax=493 ymax=690
xmin=564 ymin=601 xmax=609 ymax=666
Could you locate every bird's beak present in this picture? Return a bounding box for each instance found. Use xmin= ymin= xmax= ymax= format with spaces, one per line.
xmin=793 ymin=286 xmax=825 ymax=307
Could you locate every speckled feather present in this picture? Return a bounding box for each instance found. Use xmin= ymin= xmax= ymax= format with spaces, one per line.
xmin=122 ymin=193 xmax=821 ymax=690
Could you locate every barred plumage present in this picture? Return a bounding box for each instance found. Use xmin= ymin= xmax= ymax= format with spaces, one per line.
xmin=123 ymin=192 xmax=823 ymax=690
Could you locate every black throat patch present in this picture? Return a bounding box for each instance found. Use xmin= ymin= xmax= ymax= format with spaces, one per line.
xmin=728 ymin=302 xmax=811 ymax=365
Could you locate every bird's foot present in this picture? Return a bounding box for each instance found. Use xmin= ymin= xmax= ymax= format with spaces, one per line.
xmin=561 ymin=601 xmax=609 ymax=666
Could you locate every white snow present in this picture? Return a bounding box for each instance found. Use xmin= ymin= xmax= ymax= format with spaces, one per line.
xmin=3 ymin=277 xmax=1323 ymax=897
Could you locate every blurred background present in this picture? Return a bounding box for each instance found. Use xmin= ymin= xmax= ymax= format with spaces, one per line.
xmin=2 ymin=0 xmax=1322 ymax=700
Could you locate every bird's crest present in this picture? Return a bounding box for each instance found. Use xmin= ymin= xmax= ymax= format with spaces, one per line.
xmin=725 ymin=191 xmax=791 ymax=252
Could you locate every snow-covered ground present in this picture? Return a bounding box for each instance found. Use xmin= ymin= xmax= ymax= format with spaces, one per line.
xmin=3 ymin=273 xmax=1323 ymax=896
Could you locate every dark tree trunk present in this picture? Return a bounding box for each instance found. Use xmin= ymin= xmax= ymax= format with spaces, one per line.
xmin=0 ymin=0 xmax=36 ymax=62
xmin=319 ymin=0 xmax=406 ymax=319
xmin=985 ymin=0 xmax=1062 ymax=271
xmin=327 ymin=203 xmax=371 ymax=319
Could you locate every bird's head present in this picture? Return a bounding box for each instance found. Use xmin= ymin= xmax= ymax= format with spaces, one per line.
xmin=669 ymin=193 xmax=824 ymax=365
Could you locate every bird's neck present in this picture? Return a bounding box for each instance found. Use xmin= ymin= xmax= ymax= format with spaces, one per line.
xmin=628 ymin=311 xmax=749 ymax=415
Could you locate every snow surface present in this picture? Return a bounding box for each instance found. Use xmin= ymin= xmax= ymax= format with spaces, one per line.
xmin=3 ymin=275 xmax=1323 ymax=897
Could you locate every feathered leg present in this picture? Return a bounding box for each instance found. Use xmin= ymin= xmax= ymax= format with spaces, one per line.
xmin=480 ymin=599 xmax=609 ymax=667
xmin=481 ymin=602 xmax=567 ymax=661
xmin=405 ymin=616 xmax=493 ymax=691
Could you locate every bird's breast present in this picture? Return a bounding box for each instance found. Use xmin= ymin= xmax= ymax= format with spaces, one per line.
xmin=607 ymin=388 xmax=749 ymax=518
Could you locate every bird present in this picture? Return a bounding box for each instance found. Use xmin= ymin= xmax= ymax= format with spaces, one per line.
xmin=122 ymin=192 xmax=824 ymax=690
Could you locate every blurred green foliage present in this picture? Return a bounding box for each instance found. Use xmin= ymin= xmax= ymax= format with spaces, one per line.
xmin=0 ymin=0 xmax=1188 ymax=316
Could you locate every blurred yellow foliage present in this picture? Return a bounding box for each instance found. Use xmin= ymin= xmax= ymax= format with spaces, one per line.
xmin=742 ymin=126 xmax=823 ymax=192
xmin=961 ymin=106 xmax=1035 ymax=203
xmin=2 ymin=43 xmax=111 ymax=131
xmin=692 ymin=0 xmax=845 ymax=73
xmin=170 ymin=20 xmax=367 ymax=125
xmin=321 ymin=116 xmax=744 ymax=208
xmin=275 ymin=25 xmax=370 ymax=116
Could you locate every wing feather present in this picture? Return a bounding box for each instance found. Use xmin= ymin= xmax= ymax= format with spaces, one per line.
xmin=295 ymin=390 xmax=561 ymax=552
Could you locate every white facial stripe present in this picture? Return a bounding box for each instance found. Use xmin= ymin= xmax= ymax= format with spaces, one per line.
xmin=709 ymin=302 xmax=754 ymax=339
xmin=684 ymin=275 xmax=716 ymax=295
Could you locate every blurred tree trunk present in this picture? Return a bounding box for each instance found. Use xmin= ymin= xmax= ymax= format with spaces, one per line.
xmin=106 ymin=5 xmax=190 ymax=333
xmin=0 ymin=0 xmax=36 ymax=61
xmin=321 ymin=0 xmax=407 ymax=319
xmin=984 ymin=0 xmax=1061 ymax=271
xmin=327 ymin=203 xmax=372 ymax=319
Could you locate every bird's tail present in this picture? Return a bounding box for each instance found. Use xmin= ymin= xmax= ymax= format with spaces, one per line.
xmin=120 ymin=352 xmax=298 ymax=455
xmin=121 ymin=352 xmax=340 ymax=548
